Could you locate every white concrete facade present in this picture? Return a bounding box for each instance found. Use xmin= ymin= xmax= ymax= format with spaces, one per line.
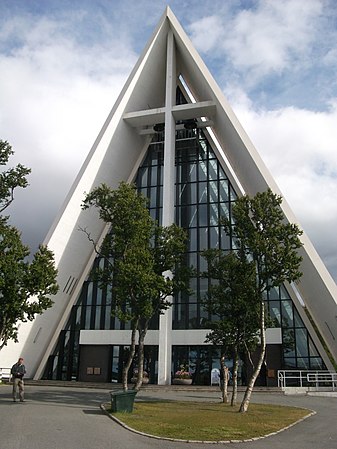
xmin=1 ymin=7 xmax=336 ymax=379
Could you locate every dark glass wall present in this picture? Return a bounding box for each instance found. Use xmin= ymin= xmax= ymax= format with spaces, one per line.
xmin=46 ymin=93 xmax=325 ymax=381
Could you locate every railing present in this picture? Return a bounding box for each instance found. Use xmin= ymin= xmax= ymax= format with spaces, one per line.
xmin=278 ymin=370 xmax=337 ymax=391
xmin=307 ymin=372 xmax=337 ymax=391
xmin=0 ymin=368 xmax=11 ymax=382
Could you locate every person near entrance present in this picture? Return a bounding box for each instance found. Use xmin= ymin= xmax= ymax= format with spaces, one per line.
xmin=11 ymin=357 xmax=26 ymax=402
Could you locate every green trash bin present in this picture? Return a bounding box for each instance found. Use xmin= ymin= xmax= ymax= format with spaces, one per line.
xmin=110 ymin=390 xmax=137 ymax=413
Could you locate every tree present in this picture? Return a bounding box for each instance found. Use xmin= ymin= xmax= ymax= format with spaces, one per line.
xmin=202 ymin=249 xmax=260 ymax=405
xmin=0 ymin=140 xmax=59 ymax=350
xmin=222 ymin=189 xmax=303 ymax=412
xmin=0 ymin=140 xmax=31 ymax=213
xmin=82 ymin=182 xmax=188 ymax=391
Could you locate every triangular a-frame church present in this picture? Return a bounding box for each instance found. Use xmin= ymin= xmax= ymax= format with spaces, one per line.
xmin=3 ymin=7 xmax=336 ymax=384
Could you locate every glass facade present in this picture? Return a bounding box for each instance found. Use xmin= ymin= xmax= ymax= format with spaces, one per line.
xmin=45 ymin=90 xmax=325 ymax=382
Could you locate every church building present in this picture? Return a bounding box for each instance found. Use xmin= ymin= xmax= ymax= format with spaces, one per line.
xmin=3 ymin=7 xmax=336 ymax=385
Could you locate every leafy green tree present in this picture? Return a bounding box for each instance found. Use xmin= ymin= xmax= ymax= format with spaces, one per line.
xmin=0 ymin=140 xmax=31 ymax=213
xmin=82 ymin=181 xmax=188 ymax=391
xmin=222 ymin=189 xmax=303 ymax=412
xmin=202 ymin=249 xmax=260 ymax=405
xmin=0 ymin=140 xmax=59 ymax=350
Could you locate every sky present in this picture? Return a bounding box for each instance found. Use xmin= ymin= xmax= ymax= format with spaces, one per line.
xmin=1 ymin=0 xmax=337 ymax=282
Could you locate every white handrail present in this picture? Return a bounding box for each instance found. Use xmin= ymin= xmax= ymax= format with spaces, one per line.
xmin=278 ymin=369 xmax=336 ymax=390
xmin=0 ymin=367 xmax=11 ymax=382
xmin=307 ymin=372 xmax=337 ymax=391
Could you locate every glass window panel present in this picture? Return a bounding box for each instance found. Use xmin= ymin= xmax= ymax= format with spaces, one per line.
xmin=210 ymin=226 xmax=220 ymax=249
xmin=150 ymin=166 xmax=157 ymax=185
xmin=269 ymin=301 xmax=281 ymax=326
xmin=281 ymin=300 xmax=294 ymax=327
xmin=188 ymin=303 xmax=198 ymax=329
xmin=189 ymin=278 xmax=198 ymax=299
xmin=279 ymin=284 xmax=290 ymax=299
xmin=219 ymin=202 xmax=230 ymax=220
xmin=95 ymin=306 xmax=101 ymax=329
xmin=188 ymin=228 xmax=197 ymax=251
xmin=200 ymin=305 xmax=209 ymax=328
xmin=112 ymin=346 xmax=119 ymax=358
xmin=139 ymin=167 xmax=148 ymax=187
xmin=104 ymin=304 xmax=111 ymax=329
xmin=178 ymin=182 xmax=196 ymax=205
xmin=199 ymin=278 xmax=208 ymax=300
xmin=179 ymin=205 xmax=197 ymax=227
xmin=139 ymin=187 xmax=147 ymax=198
xmin=199 ymin=227 xmax=208 ymax=251
xmin=149 ymin=187 xmax=157 ymax=207
xmin=296 ymin=328 xmax=309 ymax=357
xmin=199 ymin=255 xmax=208 ymax=272
xmin=283 ymin=358 xmax=297 ymax=369
xmin=198 ymin=161 xmax=207 ymax=181
xmin=198 ymin=139 xmax=208 ymax=160
xmin=294 ymin=308 xmax=304 ymax=327
xmin=283 ymin=328 xmax=295 ymax=356
xmin=188 ymin=252 xmax=198 ymax=270
xmin=220 ymin=227 xmax=231 ymax=250
xmin=198 ymin=204 xmax=208 ymax=226
xmin=176 ymin=164 xmax=183 ymax=183
xmin=96 ymin=288 xmax=102 ymax=306
xmin=158 ymin=167 xmax=163 ymax=186
xmin=85 ymin=283 xmax=93 ymax=306
xmin=189 ymin=183 xmax=197 ymax=204
xmin=149 ymin=208 xmax=157 ymax=221
xmin=219 ymin=180 xmax=229 ymax=201
xmin=209 ymin=203 xmax=219 ymax=225
xmin=230 ymin=186 xmax=237 ymax=200
xmin=310 ymin=357 xmax=323 ymax=370
xmin=308 ymin=337 xmax=319 ymax=357
xmin=208 ymin=160 xmax=218 ymax=180
xmin=209 ymin=180 xmax=219 ymax=203
xmin=188 ymin=164 xmax=197 ymax=182
xmin=297 ymin=357 xmax=310 ymax=369
xmin=148 ymin=147 xmax=158 ymax=164
xmin=198 ymin=182 xmax=207 ymax=203
xmin=269 ymin=287 xmax=279 ymax=300
xmin=75 ymin=306 xmax=81 ymax=327
xmin=189 ymin=206 xmax=198 ymax=227
xmin=177 ymin=182 xmax=186 ymax=203
xmin=84 ymin=306 xmax=91 ymax=330
xmin=217 ymin=163 xmax=227 ymax=180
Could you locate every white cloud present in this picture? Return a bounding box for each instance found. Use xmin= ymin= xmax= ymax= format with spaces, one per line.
xmin=189 ymin=0 xmax=323 ymax=82
xmin=230 ymin=96 xmax=337 ymax=279
xmin=188 ymin=16 xmax=224 ymax=53
xmin=2 ymin=1 xmax=337 ymax=285
xmin=0 ymin=13 xmax=137 ymax=249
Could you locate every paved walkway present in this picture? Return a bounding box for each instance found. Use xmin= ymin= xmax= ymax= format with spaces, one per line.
xmin=0 ymin=383 xmax=336 ymax=449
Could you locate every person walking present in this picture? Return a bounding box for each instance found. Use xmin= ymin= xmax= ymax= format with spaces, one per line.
xmin=11 ymin=357 xmax=26 ymax=402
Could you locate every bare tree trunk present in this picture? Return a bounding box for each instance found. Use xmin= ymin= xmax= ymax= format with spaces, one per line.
xmin=134 ymin=325 xmax=148 ymax=391
xmin=122 ymin=322 xmax=137 ymax=391
xmin=239 ymin=302 xmax=266 ymax=413
xmin=231 ymin=346 xmax=239 ymax=406
xmin=220 ymin=355 xmax=229 ymax=403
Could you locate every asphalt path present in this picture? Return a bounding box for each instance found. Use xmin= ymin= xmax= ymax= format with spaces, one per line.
xmin=0 ymin=384 xmax=336 ymax=449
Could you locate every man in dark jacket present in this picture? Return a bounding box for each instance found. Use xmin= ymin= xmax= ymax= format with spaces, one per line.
xmin=11 ymin=357 xmax=26 ymax=402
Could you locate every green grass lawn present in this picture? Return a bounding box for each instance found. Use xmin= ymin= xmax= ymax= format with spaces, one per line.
xmin=111 ymin=401 xmax=311 ymax=441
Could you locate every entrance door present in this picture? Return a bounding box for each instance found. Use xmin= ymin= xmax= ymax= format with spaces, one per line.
xmin=78 ymin=345 xmax=111 ymax=382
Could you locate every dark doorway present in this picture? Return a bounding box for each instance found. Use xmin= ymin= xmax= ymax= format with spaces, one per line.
xmin=78 ymin=345 xmax=112 ymax=382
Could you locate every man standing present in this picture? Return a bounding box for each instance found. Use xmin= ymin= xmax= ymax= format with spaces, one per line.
xmin=11 ymin=357 xmax=26 ymax=402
